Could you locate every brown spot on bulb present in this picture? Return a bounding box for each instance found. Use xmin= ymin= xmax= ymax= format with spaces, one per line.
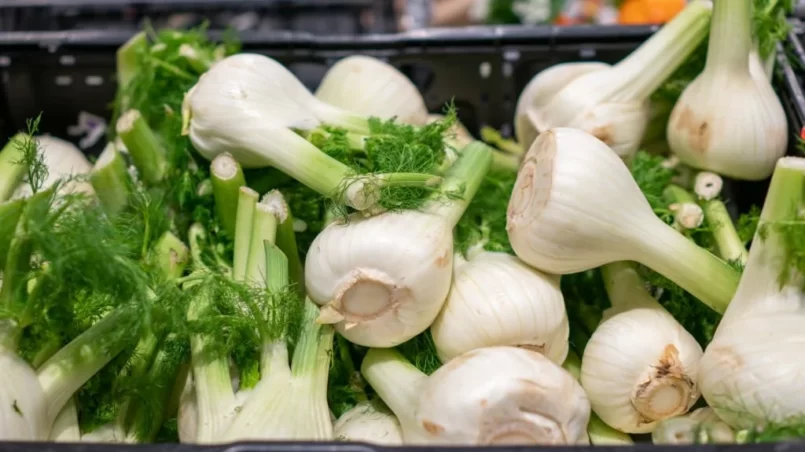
xmin=656 ymin=344 xmax=681 ymax=376
xmin=674 ymin=106 xmax=711 ymax=154
xmin=435 ymin=249 xmax=450 ymax=268
xmin=591 ymin=124 xmax=613 ymax=145
xmin=422 ymin=419 xmax=445 ymax=435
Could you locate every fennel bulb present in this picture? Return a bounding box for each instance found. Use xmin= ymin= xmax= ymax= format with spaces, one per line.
xmin=698 ymin=157 xmax=805 ymax=428
xmin=515 ymin=62 xmax=611 ymax=150
xmin=431 ymin=250 xmax=569 ymax=364
xmin=221 ymin=300 xmax=334 ymax=441
xmin=333 ymin=399 xmax=403 ymax=445
xmin=0 ymin=349 xmax=48 ymax=440
xmin=183 ymin=53 xmax=396 ymax=210
xmin=361 ymin=346 xmax=590 ymax=445
xmin=506 ymin=128 xmax=739 ymax=314
xmin=186 ymin=191 xmax=333 ymax=443
xmin=667 ymin=0 xmax=787 ymax=181
xmin=315 ymin=55 xmax=428 ymax=126
xmin=11 ymin=136 xmax=93 ymax=200
xmin=581 ymin=262 xmax=702 ymax=434
xmin=305 ymin=142 xmax=492 ymax=347
xmin=515 ymin=1 xmax=712 ymax=159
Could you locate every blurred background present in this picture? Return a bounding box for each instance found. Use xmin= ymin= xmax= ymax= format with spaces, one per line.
xmin=3 ymin=0 xmax=791 ymax=35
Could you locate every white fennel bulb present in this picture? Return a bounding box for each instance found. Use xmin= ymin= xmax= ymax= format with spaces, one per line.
xmin=183 ymin=53 xmax=395 ymax=210
xmin=362 ymin=346 xmax=590 ymax=445
xmin=506 ymin=127 xmax=739 ymax=314
xmin=0 ymin=349 xmax=47 ymax=441
xmin=698 ymin=157 xmax=805 ymax=428
xmin=333 ymin=399 xmax=403 ymax=445
xmin=667 ymin=0 xmax=787 ymax=181
xmin=305 ymin=143 xmax=492 ymax=347
xmin=221 ymin=301 xmax=334 ymax=442
xmin=581 ymin=262 xmax=702 ymax=434
xmin=652 ymin=407 xmax=735 ymax=444
xmin=431 ymin=250 xmax=569 ymax=364
xmin=12 ymin=136 xmax=94 ymax=199
xmin=515 ymin=62 xmax=611 ymax=150
xmin=306 ymin=210 xmax=454 ymax=347
xmin=517 ymin=1 xmax=712 ymax=159
xmin=315 ymin=55 xmax=428 ymax=125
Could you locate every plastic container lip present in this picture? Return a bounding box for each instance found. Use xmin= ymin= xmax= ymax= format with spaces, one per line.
xmin=0 ymin=24 xmax=659 ymax=49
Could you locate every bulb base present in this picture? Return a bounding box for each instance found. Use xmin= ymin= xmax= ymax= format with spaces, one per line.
xmin=630 ymin=344 xmax=696 ymax=423
xmin=317 ymin=268 xmax=410 ymax=327
xmin=507 ymin=130 xmax=556 ymax=231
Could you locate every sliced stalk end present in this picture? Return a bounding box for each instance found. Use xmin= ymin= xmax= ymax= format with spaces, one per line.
xmin=694 ymin=172 xmax=723 ymax=201
xmin=116 ymin=110 xmax=168 ymax=185
xmin=665 ymin=184 xmax=704 ymax=231
xmin=211 ymin=153 xmax=246 ymax=238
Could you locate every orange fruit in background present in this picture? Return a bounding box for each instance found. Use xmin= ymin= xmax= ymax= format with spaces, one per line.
xmin=618 ymin=0 xmax=686 ymax=24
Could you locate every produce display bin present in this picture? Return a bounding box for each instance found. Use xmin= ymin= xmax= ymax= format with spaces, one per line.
xmin=0 ymin=0 xmax=397 ymax=35
xmin=0 ymin=24 xmax=660 ymax=155
xmin=0 ymin=21 xmax=804 ymax=451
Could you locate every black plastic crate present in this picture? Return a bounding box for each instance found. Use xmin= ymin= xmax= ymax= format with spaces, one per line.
xmin=0 ymin=24 xmax=659 ymax=155
xmin=0 ymin=0 xmax=396 ymax=35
